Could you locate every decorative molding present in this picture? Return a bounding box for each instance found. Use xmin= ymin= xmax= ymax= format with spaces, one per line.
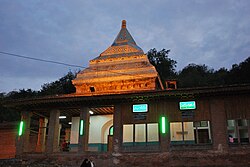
xmin=100 ymin=45 xmax=142 ymax=56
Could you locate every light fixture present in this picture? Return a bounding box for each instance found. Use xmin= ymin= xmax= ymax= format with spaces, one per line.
xmin=80 ymin=120 xmax=84 ymax=135
xmin=68 ymin=122 xmax=72 ymax=125
xmin=161 ymin=117 xmax=166 ymax=134
xmin=89 ymin=111 xmax=94 ymax=115
xmin=59 ymin=116 xmax=66 ymax=119
xmin=18 ymin=121 xmax=24 ymax=136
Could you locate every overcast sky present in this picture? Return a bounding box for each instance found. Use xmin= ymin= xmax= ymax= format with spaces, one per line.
xmin=0 ymin=0 xmax=250 ymax=93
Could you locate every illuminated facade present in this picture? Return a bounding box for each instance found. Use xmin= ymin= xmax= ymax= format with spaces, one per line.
xmin=72 ymin=20 xmax=163 ymax=95
xmin=2 ymin=21 xmax=250 ymax=167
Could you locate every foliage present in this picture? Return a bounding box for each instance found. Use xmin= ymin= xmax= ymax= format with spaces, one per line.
xmin=147 ymin=48 xmax=250 ymax=88
xmin=0 ymin=71 xmax=77 ymax=122
xmin=0 ymin=93 xmax=20 ymax=123
xmin=176 ymin=57 xmax=250 ymax=88
xmin=177 ymin=64 xmax=213 ymax=88
xmin=227 ymin=57 xmax=250 ymax=84
xmin=147 ymin=48 xmax=177 ymax=82
xmin=40 ymin=71 xmax=77 ymax=95
xmin=5 ymin=89 xmax=39 ymax=100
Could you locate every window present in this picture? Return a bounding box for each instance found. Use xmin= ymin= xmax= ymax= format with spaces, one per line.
xmin=135 ymin=124 xmax=146 ymax=144
xmin=89 ymin=86 xmax=95 ymax=92
xmin=227 ymin=119 xmax=249 ymax=144
xmin=123 ymin=123 xmax=159 ymax=146
xmin=147 ymin=123 xmax=159 ymax=143
xmin=170 ymin=121 xmax=211 ymax=144
xmin=109 ymin=126 xmax=113 ymax=136
xmin=123 ymin=124 xmax=133 ymax=146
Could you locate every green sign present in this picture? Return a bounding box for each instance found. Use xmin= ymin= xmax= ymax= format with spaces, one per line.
xmin=179 ymin=101 xmax=196 ymax=110
xmin=133 ymin=104 xmax=148 ymax=112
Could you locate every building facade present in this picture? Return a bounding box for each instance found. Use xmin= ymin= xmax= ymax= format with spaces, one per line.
xmin=3 ymin=21 xmax=250 ymax=166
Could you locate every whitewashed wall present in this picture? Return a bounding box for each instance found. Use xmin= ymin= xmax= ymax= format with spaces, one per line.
xmin=70 ymin=115 xmax=113 ymax=144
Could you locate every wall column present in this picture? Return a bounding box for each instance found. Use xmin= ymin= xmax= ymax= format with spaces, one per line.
xmin=78 ymin=107 xmax=90 ymax=152
xmin=36 ymin=117 xmax=48 ymax=152
xmin=113 ymin=104 xmax=122 ymax=153
xmin=210 ymin=98 xmax=228 ymax=152
xmin=16 ymin=111 xmax=32 ymax=156
xmin=46 ymin=110 xmax=60 ymax=153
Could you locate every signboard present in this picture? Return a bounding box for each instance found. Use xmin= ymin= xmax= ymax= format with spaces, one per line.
xmin=134 ymin=113 xmax=147 ymax=120
xmin=179 ymin=101 xmax=196 ymax=110
xmin=181 ymin=111 xmax=194 ymax=118
xmin=133 ymin=104 xmax=148 ymax=112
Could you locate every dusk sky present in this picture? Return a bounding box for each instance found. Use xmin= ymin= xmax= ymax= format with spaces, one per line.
xmin=0 ymin=0 xmax=250 ymax=93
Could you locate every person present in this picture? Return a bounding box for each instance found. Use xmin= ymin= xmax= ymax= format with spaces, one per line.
xmin=80 ymin=158 xmax=95 ymax=167
xmin=90 ymin=159 xmax=95 ymax=167
xmin=62 ymin=140 xmax=67 ymax=151
xmin=229 ymin=135 xmax=234 ymax=143
xmin=62 ymin=140 xmax=69 ymax=151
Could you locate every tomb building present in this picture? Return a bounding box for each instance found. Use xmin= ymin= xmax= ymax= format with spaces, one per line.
xmin=72 ymin=20 xmax=163 ymax=95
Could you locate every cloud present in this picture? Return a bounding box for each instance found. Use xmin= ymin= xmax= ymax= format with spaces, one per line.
xmin=0 ymin=0 xmax=250 ymax=92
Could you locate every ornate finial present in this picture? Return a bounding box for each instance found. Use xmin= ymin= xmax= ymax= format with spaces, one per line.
xmin=122 ymin=20 xmax=126 ymax=28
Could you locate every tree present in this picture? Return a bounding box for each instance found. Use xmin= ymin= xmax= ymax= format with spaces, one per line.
xmin=40 ymin=71 xmax=77 ymax=95
xmin=177 ymin=64 xmax=214 ymax=88
xmin=0 ymin=71 xmax=78 ymax=122
xmin=5 ymin=89 xmax=39 ymax=100
xmin=227 ymin=57 xmax=250 ymax=84
xmin=212 ymin=67 xmax=229 ymax=86
xmin=147 ymin=48 xmax=177 ymax=85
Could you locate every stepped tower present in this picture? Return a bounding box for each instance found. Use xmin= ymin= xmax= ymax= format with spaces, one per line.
xmin=72 ymin=20 xmax=163 ymax=95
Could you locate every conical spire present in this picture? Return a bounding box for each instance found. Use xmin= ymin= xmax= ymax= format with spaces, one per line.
xmin=111 ymin=20 xmax=137 ymax=46
xmin=100 ymin=20 xmax=143 ymax=56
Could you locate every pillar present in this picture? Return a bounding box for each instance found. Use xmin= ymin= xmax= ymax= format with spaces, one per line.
xmin=210 ymin=98 xmax=228 ymax=152
xmin=16 ymin=111 xmax=32 ymax=155
xmin=35 ymin=117 xmax=48 ymax=152
xmin=78 ymin=107 xmax=90 ymax=152
xmin=160 ymin=116 xmax=170 ymax=152
xmin=46 ymin=110 xmax=60 ymax=153
xmin=113 ymin=104 xmax=123 ymax=153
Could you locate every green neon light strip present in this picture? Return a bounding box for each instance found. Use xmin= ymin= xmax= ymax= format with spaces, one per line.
xmin=80 ymin=120 xmax=84 ymax=136
xmin=18 ymin=121 xmax=24 ymax=136
xmin=161 ymin=117 xmax=166 ymax=134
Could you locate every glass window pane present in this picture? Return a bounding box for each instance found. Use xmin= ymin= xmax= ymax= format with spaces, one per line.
xmin=194 ymin=121 xmax=211 ymax=144
xmin=183 ymin=122 xmax=195 ymax=142
xmin=123 ymin=124 xmax=133 ymax=143
xmin=239 ymin=129 xmax=249 ymax=143
xmin=170 ymin=122 xmax=183 ymax=142
xmin=200 ymin=121 xmax=208 ymax=127
xmin=147 ymin=123 xmax=159 ymax=142
xmin=227 ymin=120 xmax=237 ymax=143
xmin=193 ymin=122 xmax=201 ymax=127
xmin=135 ymin=124 xmax=146 ymax=143
xmin=238 ymin=119 xmax=248 ymax=126
xmin=227 ymin=120 xmax=235 ymax=127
